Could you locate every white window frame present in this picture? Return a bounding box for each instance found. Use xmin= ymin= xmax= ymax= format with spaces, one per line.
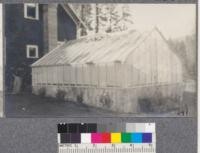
xmin=24 ymin=3 xmax=39 ymax=20
xmin=26 ymin=45 xmax=39 ymax=58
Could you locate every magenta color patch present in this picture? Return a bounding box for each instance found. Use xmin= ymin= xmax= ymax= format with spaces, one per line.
xmin=91 ymin=133 xmax=102 ymax=143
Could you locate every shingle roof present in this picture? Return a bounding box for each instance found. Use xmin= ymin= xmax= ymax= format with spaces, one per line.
xmin=32 ymin=28 xmax=159 ymax=67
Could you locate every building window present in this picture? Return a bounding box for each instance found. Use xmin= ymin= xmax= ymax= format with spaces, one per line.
xmin=26 ymin=45 xmax=39 ymax=58
xmin=24 ymin=3 xmax=39 ymax=20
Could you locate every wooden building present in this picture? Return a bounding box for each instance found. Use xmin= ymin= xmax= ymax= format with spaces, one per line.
xmin=32 ymin=27 xmax=184 ymax=113
xmin=4 ymin=3 xmax=87 ymax=92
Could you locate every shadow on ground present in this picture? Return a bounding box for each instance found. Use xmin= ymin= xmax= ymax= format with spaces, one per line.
xmin=5 ymin=92 xmax=196 ymax=118
xmin=5 ymin=93 xmax=118 ymax=117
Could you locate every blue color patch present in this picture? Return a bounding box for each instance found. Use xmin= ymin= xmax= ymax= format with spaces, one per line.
xmin=131 ymin=133 xmax=142 ymax=143
xmin=142 ymin=133 xmax=152 ymax=143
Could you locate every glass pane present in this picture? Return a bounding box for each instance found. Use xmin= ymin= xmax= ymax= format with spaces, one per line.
xmin=27 ymin=6 xmax=36 ymax=18
xmin=29 ymin=48 xmax=36 ymax=57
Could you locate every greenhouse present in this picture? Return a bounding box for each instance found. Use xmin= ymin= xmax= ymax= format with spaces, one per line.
xmin=31 ymin=27 xmax=184 ymax=113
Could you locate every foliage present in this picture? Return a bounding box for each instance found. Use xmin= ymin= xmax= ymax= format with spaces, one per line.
xmin=38 ymin=87 xmax=46 ymax=97
xmin=168 ymin=34 xmax=196 ymax=80
xmin=70 ymin=4 xmax=134 ymax=34
xmin=99 ymin=92 xmax=113 ymax=108
xmin=56 ymin=89 xmax=66 ymax=101
xmin=76 ymin=91 xmax=83 ymax=103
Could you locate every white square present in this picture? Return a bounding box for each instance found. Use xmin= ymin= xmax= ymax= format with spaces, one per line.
xmin=145 ymin=123 xmax=155 ymax=132
xmin=81 ymin=133 xmax=91 ymax=143
xmin=57 ymin=133 xmax=60 ymax=144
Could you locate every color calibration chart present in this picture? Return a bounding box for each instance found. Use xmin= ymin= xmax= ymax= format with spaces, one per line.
xmin=58 ymin=123 xmax=156 ymax=153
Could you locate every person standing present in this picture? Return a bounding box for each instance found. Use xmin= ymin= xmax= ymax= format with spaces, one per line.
xmin=12 ymin=69 xmax=22 ymax=94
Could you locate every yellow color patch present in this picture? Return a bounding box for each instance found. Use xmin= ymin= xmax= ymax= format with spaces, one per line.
xmin=111 ymin=133 xmax=121 ymax=143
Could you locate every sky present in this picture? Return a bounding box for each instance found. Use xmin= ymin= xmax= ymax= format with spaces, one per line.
xmin=86 ymin=4 xmax=196 ymax=39
xmin=126 ymin=4 xmax=196 ymax=39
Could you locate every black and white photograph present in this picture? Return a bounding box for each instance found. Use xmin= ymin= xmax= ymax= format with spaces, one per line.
xmin=0 ymin=3 xmax=3 ymax=117
xmin=4 ymin=3 xmax=197 ymax=117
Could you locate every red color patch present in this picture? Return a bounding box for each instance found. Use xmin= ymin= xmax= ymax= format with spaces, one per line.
xmin=101 ymin=133 xmax=111 ymax=143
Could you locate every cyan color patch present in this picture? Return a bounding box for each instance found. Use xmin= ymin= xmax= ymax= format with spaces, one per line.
xmin=131 ymin=133 xmax=142 ymax=143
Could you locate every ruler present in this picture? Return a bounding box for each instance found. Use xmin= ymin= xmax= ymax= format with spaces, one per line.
xmin=59 ymin=144 xmax=155 ymax=153
xmin=58 ymin=123 xmax=156 ymax=153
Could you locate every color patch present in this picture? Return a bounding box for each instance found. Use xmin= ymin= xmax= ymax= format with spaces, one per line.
xmin=91 ymin=133 xmax=102 ymax=143
xmin=87 ymin=124 xmax=97 ymax=133
xmin=135 ymin=124 xmax=145 ymax=132
xmin=57 ymin=133 xmax=61 ymax=143
xmin=81 ymin=133 xmax=91 ymax=143
xmin=68 ymin=124 xmax=78 ymax=133
xmin=126 ymin=123 xmax=136 ymax=132
xmin=58 ymin=123 xmax=155 ymax=144
xmin=111 ymin=133 xmax=121 ymax=143
xmin=145 ymin=123 xmax=155 ymax=132
xmin=70 ymin=133 xmax=81 ymax=143
xmin=58 ymin=124 xmax=68 ymax=133
xmin=121 ymin=133 xmax=132 ymax=143
xmin=78 ymin=123 xmax=87 ymax=133
xmin=132 ymin=133 xmax=142 ymax=143
xmin=142 ymin=133 xmax=152 ymax=143
xmin=97 ymin=124 xmax=107 ymax=132
xmin=101 ymin=133 xmax=111 ymax=143
xmin=60 ymin=133 xmax=70 ymax=143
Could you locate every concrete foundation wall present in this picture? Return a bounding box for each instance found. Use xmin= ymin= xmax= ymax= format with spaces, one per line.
xmin=32 ymin=84 xmax=184 ymax=113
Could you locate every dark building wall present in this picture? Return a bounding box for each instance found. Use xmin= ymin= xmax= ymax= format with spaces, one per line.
xmin=5 ymin=4 xmax=44 ymax=91
xmin=5 ymin=4 xmax=78 ymax=92
xmin=57 ymin=4 xmax=77 ymax=41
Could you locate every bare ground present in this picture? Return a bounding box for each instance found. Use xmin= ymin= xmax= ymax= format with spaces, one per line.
xmin=0 ymin=91 xmax=2 ymax=117
xmin=5 ymin=92 xmax=196 ymax=118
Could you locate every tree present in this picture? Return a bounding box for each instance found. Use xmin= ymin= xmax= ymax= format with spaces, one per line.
xmin=71 ymin=4 xmax=134 ymax=34
xmin=80 ymin=4 xmax=93 ymax=35
xmin=95 ymin=4 xmax=99 ymax=33
xmin=168 ymin=35 xmax=196 ymax=80
xmin=115 ymin=5 xmax=134 ymax=31
xmin=70 ymin=3 xmax=94 ymax=33
xmin=105 ymin=4 xmax=121 ymax=33
xmin=184 ymin=33 xmax=196 ymax=79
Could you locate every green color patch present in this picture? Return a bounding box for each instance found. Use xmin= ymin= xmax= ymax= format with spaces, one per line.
xmin=121 ymin=133 xmax=132 ymax=143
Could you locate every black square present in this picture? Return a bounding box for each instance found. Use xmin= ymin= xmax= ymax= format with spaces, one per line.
xmin=78 ymin=123 xmax=87 ymax=133
xmin=60 ymin=133 xmax=70 ymax=143
xmin=57 ymin=124 xmax=68 ymax=133
xmin=87 ymin=123 xmax=97 ymax=132
xmin=68 ymin=124 xmax=78 ymax=133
